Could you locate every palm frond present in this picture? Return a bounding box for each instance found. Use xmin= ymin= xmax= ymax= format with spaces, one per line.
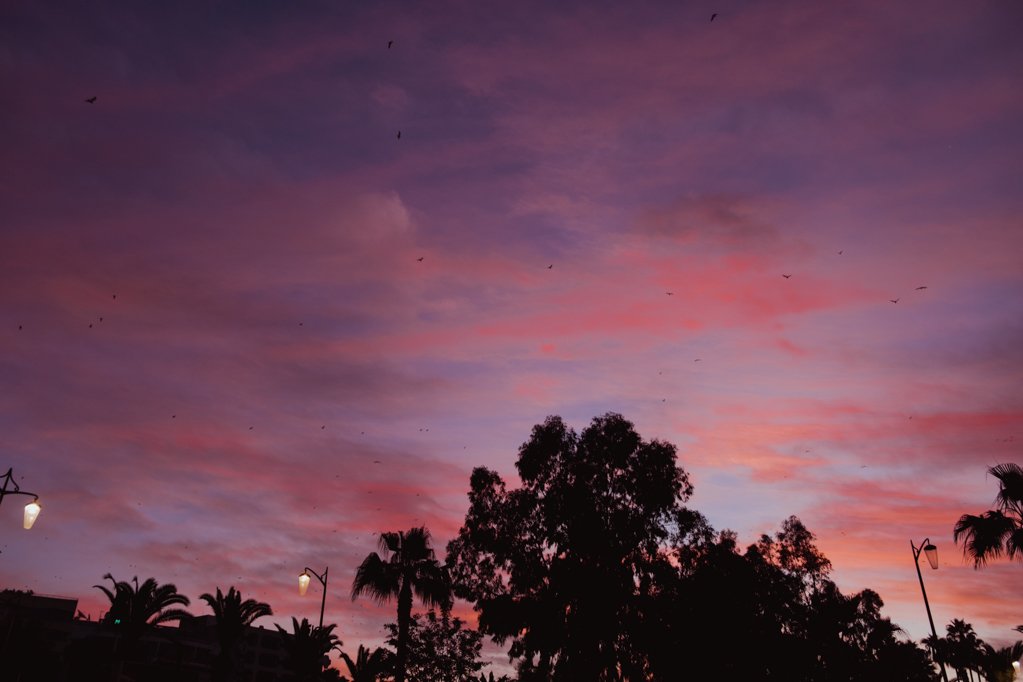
xmin=150 ymin=607 xmax=192 ymax=625
xmin=411 ymin=562 xmax=452 ymax=609
xmin=954 ymin=511 xmax=1014 ymax=567
xmin=379 ymin=531 xmax=402 ymax=554
xmin=352 ymin=552 xmax=400 ymax=603
xmin=990 ymin=463 xmax=1023 ymax=511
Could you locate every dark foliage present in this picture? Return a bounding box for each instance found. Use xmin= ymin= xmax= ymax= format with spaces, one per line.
xmin=954 ymin=463 xmax=1023 ymax=567
xmin=384 ymin=608 xmax=487 ymax=681
xmin=199 ymin=586 xmax=273 ymax=682
xmin=447 ymin=412 xmax=944 ymax=681
xmin=339 ymin=643 xmax=393 ymax=682
xmin=275 ymin=616 xmax=342 ymax=682
xmin=352 ymin=526 xmax=452 ymax=682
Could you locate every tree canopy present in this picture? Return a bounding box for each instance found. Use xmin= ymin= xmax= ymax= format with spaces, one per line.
xmin=954 ymin=463 xmax=1023 ymax=567
xmin=447 ymin=413 xmax=693 ymax=679
xmin=446 ymin=412 xmax=947 ymax=681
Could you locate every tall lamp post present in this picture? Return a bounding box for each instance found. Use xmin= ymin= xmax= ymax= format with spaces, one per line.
xmin=298 ymin=566 xmax=328 ymax=628
xmin=912 ymin=538 xmax=950 ymax=682
xmin=0 ymin=468 xmax=41 ymax=529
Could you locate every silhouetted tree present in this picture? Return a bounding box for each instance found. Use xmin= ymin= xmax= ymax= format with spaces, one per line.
xmin=199 ymin=586 xmax=273 ymax=682
xmin=447 ymin=413 xmax=693 ymax=680
xmin=954 ymin=463 xmax=1023 ymax=567
xmin=448 ymin=412 xmax=940 ymax=681
xmin=384 ymin=608 xmax=486 ymax=681
xmin=352 ymin=526 xmax=451 ymax=682
xmin=276 ymin=617 xmax=341 ymax=681
xmin=980 ymin=640 xmax=1023 ymax=682
xmin=94 ymin=573 xmax=191 ymax=675
xmin=476 ymin=674 xmax=514 ymax=682
xmin=339 ymin=644 xmax=393 ymax=682
xmin=926 ymin=619 xmax=989 ymax=682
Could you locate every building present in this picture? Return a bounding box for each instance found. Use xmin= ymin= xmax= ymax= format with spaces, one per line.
xmin=0 ymin=589 xmax=305 ymax=681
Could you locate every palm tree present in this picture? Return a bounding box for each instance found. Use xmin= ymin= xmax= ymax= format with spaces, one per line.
xmin=276 ymin=616 xmax=341 ymax=681
xmin=339 ymin=644 xmax=393 ymax=682
xmin=94 ymin=574 xmax=191 ymax=676
xmin=981 ymin=640 xmax=1023 ymax=682
xmin=954 ymin=463 xmax=1023 ymax=567
xmin=943 ymin=619 xmax=987 ymax=682
xmin=199 ymin=586 xmax=273 ymax=682
xmin=351 ymin=526 xmax=452 ymax=682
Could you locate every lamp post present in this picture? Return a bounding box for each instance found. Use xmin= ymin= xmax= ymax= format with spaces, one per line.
xmin=0 ymin=468 xmax=41 ymax=529
xmin=912 ymin=538 xmax=949 ymax=682
xmin=298 ymin=566 xmax=328 ymax=628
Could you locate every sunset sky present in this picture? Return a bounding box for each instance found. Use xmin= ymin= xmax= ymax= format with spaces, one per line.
xmin=2 ymin=0 xmax=1021 ymax=671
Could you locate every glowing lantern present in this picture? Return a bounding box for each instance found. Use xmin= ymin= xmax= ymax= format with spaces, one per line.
xmin=298 ymin=571 xmax=310 ymax=596
xmin=23 ymin=499 xmax=41 ymax=530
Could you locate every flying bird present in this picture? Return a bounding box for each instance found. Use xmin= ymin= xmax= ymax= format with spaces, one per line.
xmin=710 ymin=13 xmax=718 ymax=21
xmin=417 ymin=256 xmax=424 ymax=262
xmin=547 ymin=264 xmax=553 ymax=269
xmin=837 ymin=250 xmax=843 ymax=255
xmin=889 ymin=298 xmax=899 ymax=304
xmin=112 ymin=294 xmax=117 ymax=299
xmin=85 ymin=96 xmax=97 ymax=103
xmin=665 ymin=291 xmax=674 ymax=296
xmin=388 ymin=40 xmax=393 ymax=49
xmin=397 ymin=130 xmax=401 ymax=139
xmin=782 ymin=274 xmax=792 ymax=279
xmin=915 ymin=286 xmax=928 ymax=290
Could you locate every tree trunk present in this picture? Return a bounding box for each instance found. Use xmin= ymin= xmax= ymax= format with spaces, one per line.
xmin=395 ymin=580 xmax=413 ymax=682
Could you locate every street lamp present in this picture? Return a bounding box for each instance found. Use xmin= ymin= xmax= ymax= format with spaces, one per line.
xmin=0 ymin=468 xmax=41 ymax=529
xmin=912 ymin=538 xmax=950 ymax=682
xmin=298 ymin=566 xmax=328 ymax=628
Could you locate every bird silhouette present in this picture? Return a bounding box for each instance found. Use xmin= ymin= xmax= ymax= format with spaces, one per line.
xmin=417 ymin=256 xmax=424 ymax=262
xmin=782 ymin=274 xmax=792 ymax=279
xmin=397 ymin=130 xmax=401 ymax=139
xmin=710 ymin=13 xmax=718 ymax=22
xmin=547 ymin=264 xmax=553 ymax=269
xmin=915 ymin=286 xmax=927 ymax=290
xmin=837 ymin=250 xmax=844 ymax=255
xmin=665 ymin=291 xmax=674 ymax=296
xmin=889 ymin=298 xmax=899 ymax=304
xmin=388 ymin=40 xmax=393 ymax=49
xmin=18 ymin=325 xmax=22 ymax=330
xmin=112 ymin=294 xmax=117 ymax=299
xmin=85 ymin=96 xmax=97 ymax=104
